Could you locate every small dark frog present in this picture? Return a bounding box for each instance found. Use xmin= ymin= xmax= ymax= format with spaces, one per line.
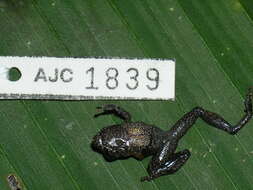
xmin=91 ymin=88 xmax=253 ymax=182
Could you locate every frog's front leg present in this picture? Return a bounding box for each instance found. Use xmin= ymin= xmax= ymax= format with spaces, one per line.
xmin=141 ymin=140 xmax=190 ymax=181
xmin=94 ymin=104 xmax=131 ymax=122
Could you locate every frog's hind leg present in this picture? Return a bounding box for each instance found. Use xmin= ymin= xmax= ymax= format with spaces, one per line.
xmin=168 ymin=88 xmax=253 ymax=140
xmin=94 ymin=104 xmax=131 ymax=122
xmin=141 ymin=148 xmax=191 ymax=182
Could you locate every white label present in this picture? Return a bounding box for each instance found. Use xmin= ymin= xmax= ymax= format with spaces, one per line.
xmin=0 ymin=57 xmax=175 ymax=100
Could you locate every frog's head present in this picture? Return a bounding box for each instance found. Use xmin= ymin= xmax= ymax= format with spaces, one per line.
xmin=91 ymin=125 xmax=130 ymax=161
xmin=91 ymin=132 xmax=104 ymax=153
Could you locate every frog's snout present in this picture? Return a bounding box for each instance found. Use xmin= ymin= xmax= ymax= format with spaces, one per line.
xmin=91 ymin=133 xmax=103 ymax=153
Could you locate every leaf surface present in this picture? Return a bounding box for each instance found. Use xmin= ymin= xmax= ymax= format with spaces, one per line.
xmin=0 ymin=0 xmax=253 ymax=189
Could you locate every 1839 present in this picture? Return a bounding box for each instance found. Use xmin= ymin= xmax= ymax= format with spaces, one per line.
xmin=86 ymin=67 xmax=159 ymax=91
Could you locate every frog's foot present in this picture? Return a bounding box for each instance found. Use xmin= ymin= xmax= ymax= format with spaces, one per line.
xmin=140 ymin=176 xmax=154 ymax=182
xmin=141 ymin=149 xmax=191 ymax=182
xmin=94 ymin=104 xmax=131 ymax=122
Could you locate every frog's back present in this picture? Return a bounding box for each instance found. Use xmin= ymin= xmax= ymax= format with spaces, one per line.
xmin=92 ymin=121 xmax=166 ymax=161
xmin=123 ymin=122 xmax=165 ymax=159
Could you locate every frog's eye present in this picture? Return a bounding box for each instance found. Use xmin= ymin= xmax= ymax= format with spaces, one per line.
xmin=115 ymin=139 xmax=125 ymax=146
xmin=108 ymin=138 xmax=126 ymax=147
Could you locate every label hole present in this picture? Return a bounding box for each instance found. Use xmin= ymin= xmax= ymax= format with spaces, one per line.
xmin=8 ymin=67 xmax=21 ymax=81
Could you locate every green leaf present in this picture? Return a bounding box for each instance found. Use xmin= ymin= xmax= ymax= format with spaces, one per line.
xmin=1 ymin=0 xmax=253 ymax=189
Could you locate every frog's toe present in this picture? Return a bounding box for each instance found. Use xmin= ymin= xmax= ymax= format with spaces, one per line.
xmin=96 ymin=106 xmax=102 ymax=110
xmin=140 ymin=176 xmax=153 ymax=182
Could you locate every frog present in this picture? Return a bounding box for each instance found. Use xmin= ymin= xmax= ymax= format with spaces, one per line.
xmin=91 ymin=88 xmax=253 ymax=182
